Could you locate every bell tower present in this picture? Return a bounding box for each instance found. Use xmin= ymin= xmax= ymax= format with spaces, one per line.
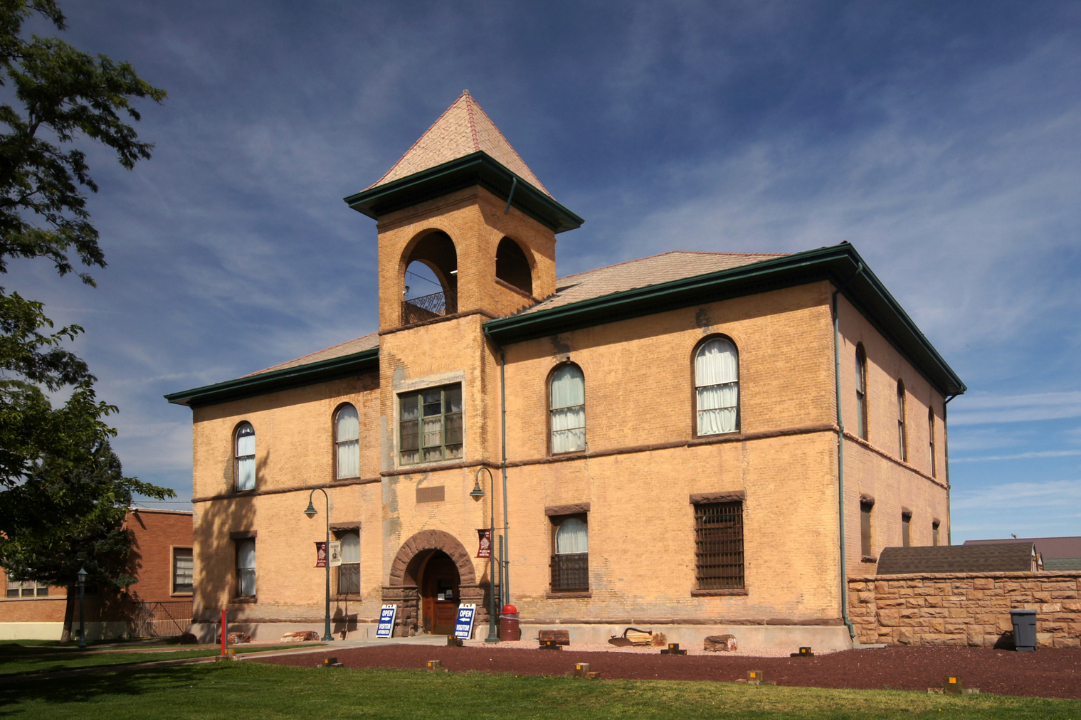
xmin=344 ymin=91 xmax=582 ymax=332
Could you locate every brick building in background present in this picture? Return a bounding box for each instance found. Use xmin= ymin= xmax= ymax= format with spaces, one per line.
xmin=167 ymin=92 xmax=965 ymax=650
xmin=0 ymin=509 xmax=193 ymax=640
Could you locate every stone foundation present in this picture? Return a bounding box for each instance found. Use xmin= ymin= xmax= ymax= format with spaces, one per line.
xmin=848 ymin=571 xmax=1081 ymax=648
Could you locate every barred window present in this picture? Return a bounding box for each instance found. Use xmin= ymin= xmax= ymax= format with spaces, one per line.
xmin=337 ymin=532 xmax=360 ymax=595
xmin=399 ymin=384 xmax=462 ymax=465
xmin=173 ymin=548 xmax=193 ymax=594
xmin=5 ymin=578 xmax=48 ymax=598
xmin=694 ymin=501 xmax=744 ymax=590
xmin=550 ymin=516 xmax=588 ymax=592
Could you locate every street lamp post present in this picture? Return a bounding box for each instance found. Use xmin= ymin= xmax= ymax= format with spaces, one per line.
xmin=470 ymin=467 xmax=499 ymax=643
xmin=303 ymin=488 xmax=334 ymax=642
xmin=76 ymin=566 xmax=87 ymax=649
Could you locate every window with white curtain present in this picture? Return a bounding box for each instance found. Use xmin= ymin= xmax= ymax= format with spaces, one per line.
xmin=236 ymin=539 xmax=256 ymax=597
xmin=337 ymin=531 xmax=360 ymax=595
xmin=695 ymin=338 xmax=739 ymax=435
xmin=551 ymin=516 xmax=588 ymax=592
xmin=235 ymin=422 xmax=256 ymax=491
xmin=335 ymin=404 xmax=360 ymax=479
xmin=550 ymin=365 xmax=586 ymax=454
xmin=173 ymin=548 xmax=193 ymax=594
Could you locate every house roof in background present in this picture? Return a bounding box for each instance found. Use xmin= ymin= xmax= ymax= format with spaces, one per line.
xmin=367 ymin=91 xmax=550 ymax=197
xmin=964 ymin=537 xmax=1081 ymax=559
xmin=876 ymin=543 xmax=1036 ymax=575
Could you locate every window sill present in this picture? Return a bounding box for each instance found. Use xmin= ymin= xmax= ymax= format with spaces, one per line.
xmin=332 ymin=475 xmax=361 ymax=482
xmin=691 ymin=588 xmax=748 ymax=597
xmin=396 ymin=457 xmax=467 ymax=472
xmin=691 ymin=430 xmax=741 ymax=442
xmin=232 ymin=488 xmax=256 ymax=496
xmin=545 ymin=591 xmax=592 ymax=599
xmin=230 ymin=596 xmax=257 ymax=604
xmin=861 ymin=556 xmax=878 ymax=564
xmin=170 ymin=592 xmax=193 ymax=598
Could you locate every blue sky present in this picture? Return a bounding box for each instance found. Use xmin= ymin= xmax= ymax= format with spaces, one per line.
xmin=12 ymin=1 xmax=1081 ymax=542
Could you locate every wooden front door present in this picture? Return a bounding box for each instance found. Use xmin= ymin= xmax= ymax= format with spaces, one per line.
xmin=421 ymin=552 xmax=460 ymax=635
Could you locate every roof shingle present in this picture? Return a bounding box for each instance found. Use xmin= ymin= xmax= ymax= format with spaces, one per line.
xmin=876 ymin=543 xmax=1037 ymax=575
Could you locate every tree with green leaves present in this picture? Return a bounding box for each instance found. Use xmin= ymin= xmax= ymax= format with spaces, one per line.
xmin=0 ymin=0 xmax=173 ymax=617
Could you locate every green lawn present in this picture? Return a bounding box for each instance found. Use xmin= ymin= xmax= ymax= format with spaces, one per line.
xmin=0 ymin=644 xmax=318 ymax=677
xmin=0 ymin=662 xmax=1078 ymax=719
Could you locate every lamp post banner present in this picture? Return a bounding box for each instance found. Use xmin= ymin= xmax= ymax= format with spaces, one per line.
xmin=328 ymin=541 xmax=342 ymax=567
xmin=315 ymin=542 xmax=326 ymax=568
xmin=477 ymin=529 xmax=492 ymax=558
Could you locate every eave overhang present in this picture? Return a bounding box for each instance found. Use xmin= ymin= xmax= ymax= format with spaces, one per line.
xmin=484 ymin=243 xmax=966 ymax=397
xmin=343 ymin=152 xmax=583 ymax=234
xmin=164 ymin=348 xmax=379 ymax=408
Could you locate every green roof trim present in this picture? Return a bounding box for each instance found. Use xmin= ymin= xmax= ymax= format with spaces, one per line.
xmin=164 ymin=348 xmax=379 ymax=408
xmin=483 ymin=244 xmax=966 ymax=397
xmin=343 ymin=151 xmax=584 ymax=234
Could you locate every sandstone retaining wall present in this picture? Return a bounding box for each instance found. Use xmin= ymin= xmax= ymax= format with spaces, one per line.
xmin=848 ymin=571 xmax=1081 ymax=649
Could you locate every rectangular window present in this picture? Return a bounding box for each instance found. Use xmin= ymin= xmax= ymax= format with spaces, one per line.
xmin=694 ymin=501 xmax=744 ymax=590
xmin=173 ymin=548 xmax=194 ymax=594
xmin=902 ymin=513 xmax=912 ymax=548
xmin=5 ymin=579 xmax=49 ymax=598
xmin=550 ymin=515 xmax=588 ymax=592
xmin=929 ymin=410 xmax=937 ymax=478
xmin=236 ymin=540 xmax=256 ymax=597
xmin=932 ymin=520 xmax=940 ymax=547
xmin=399 ymin=384 xmax=462 ymax=465
xmin=336 ymin=531 xmax=360 ymax=595
xmin=860 ymin=502 xmax=873 ymax=557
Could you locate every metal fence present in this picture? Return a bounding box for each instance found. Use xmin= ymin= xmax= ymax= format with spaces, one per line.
xmin=550 ymin=552 xmax=589 ymax=592
xmin=401 ymin=289 xmax=457 ymax=326
xmin=129 ymin=600 xmax=194 ymax=638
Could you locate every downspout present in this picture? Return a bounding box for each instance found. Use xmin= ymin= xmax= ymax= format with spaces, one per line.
xmin=500 ymin=348 xmax=510 ymax=605
xmin=832 ymin=263 xmax=863 ymax=641
xmin=943 ymin=394 xmax=957 ymax=546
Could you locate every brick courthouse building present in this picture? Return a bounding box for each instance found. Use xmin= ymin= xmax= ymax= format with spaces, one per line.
xmin=168 ymin=93 xmax=965 ymax=649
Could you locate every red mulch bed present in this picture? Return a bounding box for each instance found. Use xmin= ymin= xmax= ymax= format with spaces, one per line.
xmin=254 ymin=644 xmax=1081 ymax=699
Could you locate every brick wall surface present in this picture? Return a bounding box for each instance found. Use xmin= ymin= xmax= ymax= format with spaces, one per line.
xmin=848 ymin=572 xmax=1081 ymax=649
xmin=126 ymin=510 xmax=194 ymax=603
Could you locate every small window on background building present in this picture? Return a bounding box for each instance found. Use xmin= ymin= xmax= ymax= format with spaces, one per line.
xmin=695 ymin=338 xmax=739 ymax=435
xmin=550 ymin=365 xmax=586 ymax=454
xmin=235 ymin=422 xmax=256 ymax=491
xmin=335 ymin=404 xmax=360 ymax=479
xmin=932 ymin=520 xmax=940 ymax=547
xmin=399 ymin=384 xmax=462 ymax=465
xmin=5 ymin=578 xmax=48 ymax=598
xmin=928 ymin=408 xmax=937 ymax=477
xmin=855 ymin=345 xmax=868 ymax=440
xmin=694 ymin=501 xmax=744 ymax=590
xmin=337 ymin=532 xmax=360 ymax=595
xmin=550 ymin=516 xmax=588 ymax=592
xmin=236 ymin=540 xmax=256 ymax=597
xmin=860 ymin=501 xmax=874 ymax=557
xmin=173 ymin=548 xmax=193 ymax=594
xmin=897 ymin=381 xmax=907 ymax=462
xmin=902 ymin=512 xmax=912 ymax=548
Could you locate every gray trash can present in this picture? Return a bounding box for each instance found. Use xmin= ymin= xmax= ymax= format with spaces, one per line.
xmin=1010 ymin=609 xmax=1037 ymax=652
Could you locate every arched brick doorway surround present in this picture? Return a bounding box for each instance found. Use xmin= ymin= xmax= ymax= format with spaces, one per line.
xmin=382 ymin=530 xmax=488 ymax=636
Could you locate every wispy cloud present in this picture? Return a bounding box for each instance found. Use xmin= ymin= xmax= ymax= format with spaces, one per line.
xmin=951 ymin=479 xmax=1081 ymax=513
xmin=949 ymin=392 xmax=1081 ymax=426
xmin=951 ymin=450 xmax=1081 ymax=463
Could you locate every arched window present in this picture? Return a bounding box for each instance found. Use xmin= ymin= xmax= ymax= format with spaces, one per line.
xmin=338 ymin=532 xmax=360 ymax=595
xmin=495 ymin=237 xmax=533 ymax=296
xmin=928 ymin=407 xmax=937 ymax=477
xmin=551 ymin=516 xmax=588 ymax=592
xmin=695 ymin=338 xmax=739 ymax=435
xmin=235 ymin=422 xmax=256 ymax=491
xmin=855 ymin=345 xmax=868 ymax=440
xmin=896 ymin=381 xmax=907 ymax=462
xmin=335 ymin=404 xmax=360 ymax=479
xmin=550 ymin=364 xmax=585 ymax=454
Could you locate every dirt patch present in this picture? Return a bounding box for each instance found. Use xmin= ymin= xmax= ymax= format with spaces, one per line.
xmin=254 ymin=644 xmax=1081 ymax=699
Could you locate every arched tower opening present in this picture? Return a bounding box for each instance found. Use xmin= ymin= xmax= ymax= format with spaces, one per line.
xmin=402 ymin=231 xmax=458 ymax=324
xmin=495 ymin=236 xmax=533 ymax=297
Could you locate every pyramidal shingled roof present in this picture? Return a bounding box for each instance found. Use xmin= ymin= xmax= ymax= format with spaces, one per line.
xmin=368 ymin=91 xmax=551 ymax=197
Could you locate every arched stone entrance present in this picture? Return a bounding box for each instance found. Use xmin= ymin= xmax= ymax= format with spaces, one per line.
xmin=383 ymin=530 xmax=488 ymax=637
